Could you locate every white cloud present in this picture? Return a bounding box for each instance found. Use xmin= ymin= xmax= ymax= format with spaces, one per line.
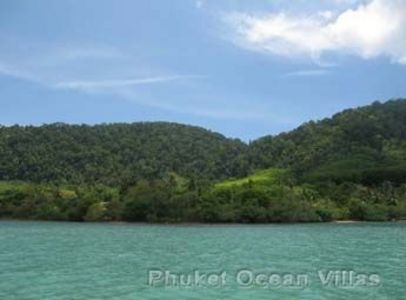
xmin=0 ymin=41 xmax=203 ymax=93
xmin=0 ymin=63 xmax=38 ymax=82
xmin=0 ymin=59 xmax=199 ymax=94
xmin=318 ymin=10 xmax=334 ymax=20
xmin=55 ymin=75 xmax=202 ymax=92
xmin=113 ymin=88 xmax=272 ymax=121
xmin=196 ymin=0 xmax=204 ymax=9
xmin=226 ymin=0 xmax=406 ymax=64
xmin=333 ymin=0 xmax=363 ymax=4
xmin=283 ymin=69 xmax=330 ymax=77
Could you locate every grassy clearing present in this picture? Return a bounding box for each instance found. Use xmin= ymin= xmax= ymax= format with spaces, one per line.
xmin=215 ymin=168 xmax=287 ymax=189
xmin=0 ymin=181 xmax=30 ymax=192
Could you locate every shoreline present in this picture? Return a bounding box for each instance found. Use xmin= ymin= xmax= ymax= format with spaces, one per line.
xmin=1 ymin=218 xmax=404 ymax=225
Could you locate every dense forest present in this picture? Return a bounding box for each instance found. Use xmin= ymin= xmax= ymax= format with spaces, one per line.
xmin=249 ymin=99 xmax=406 ymax=185
xmin=1 ymin=99 xmax=406 ymax=222
xmin=0 ymin=122 xmax=247 ymax=184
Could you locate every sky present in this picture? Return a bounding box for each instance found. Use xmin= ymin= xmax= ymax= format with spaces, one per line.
xmin=1 ymin=0 xmax=406 ymax=141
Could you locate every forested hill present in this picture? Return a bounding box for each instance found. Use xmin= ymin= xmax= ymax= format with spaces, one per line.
xmin=0 ymin=122 xmax=247 ymax=185
xmin=1 ymin=99 xmax=406 ymax=187
xmin=248 ymin=99 xmax=406 ymax=184
xmin=1 ymin=99 xmax=406 ymax=222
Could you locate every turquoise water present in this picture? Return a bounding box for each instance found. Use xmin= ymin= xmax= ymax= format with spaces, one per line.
xmin=0 ymin=221 xmax=405 ymax=299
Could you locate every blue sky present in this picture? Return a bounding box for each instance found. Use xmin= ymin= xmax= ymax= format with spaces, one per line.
xmin=1 ymin=0 xmax=406 ymax=140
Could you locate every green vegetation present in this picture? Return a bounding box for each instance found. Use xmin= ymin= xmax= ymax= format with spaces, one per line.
xmin=0 ymin=122 xmax=247 ymax=185
xmin=215 ymin=168 xmax=287 ymax=189
xmin=248 ymin=99 xmax=406 ymax=184
xmin=1 ymin=99 xmax=406 ymax=222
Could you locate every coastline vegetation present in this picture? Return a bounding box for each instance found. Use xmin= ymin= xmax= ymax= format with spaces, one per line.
xmin=1 ymin=169 xmax=406 ymax=223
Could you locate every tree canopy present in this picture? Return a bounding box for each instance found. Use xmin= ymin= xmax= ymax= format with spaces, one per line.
xmin=0 ymin=122 xmax=247 ymax=185
xmin=248 ymin=99 xmax=406 ymax=185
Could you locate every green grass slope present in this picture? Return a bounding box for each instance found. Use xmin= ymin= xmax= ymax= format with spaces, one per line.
xmin=215 ymin=168 xmax=287 ymax=189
